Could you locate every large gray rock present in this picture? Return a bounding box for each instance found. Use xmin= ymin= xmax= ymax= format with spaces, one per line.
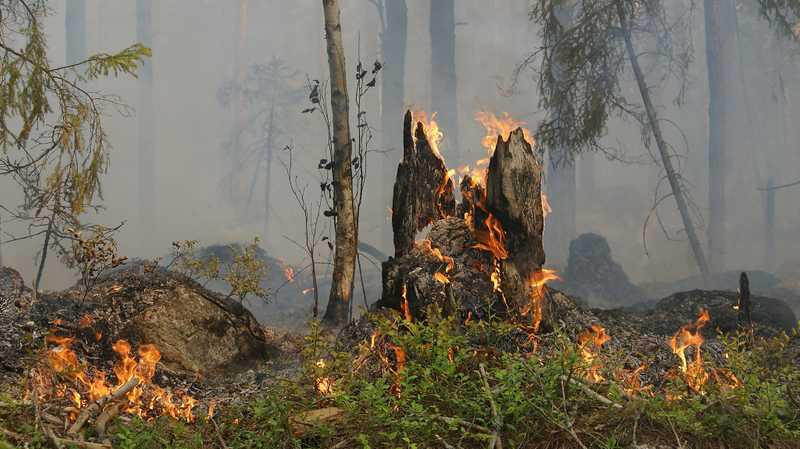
xmin=557 ymin=233 xmax=647 ymax=307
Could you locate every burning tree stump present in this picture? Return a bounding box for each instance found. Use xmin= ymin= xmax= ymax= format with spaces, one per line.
xmin=392 ymin=110 xmax=456 ymax=257
xmin=483 ymin=128 xmax=546 ymax=308
xmin=380 ymin=111 xmax=573 ymax=330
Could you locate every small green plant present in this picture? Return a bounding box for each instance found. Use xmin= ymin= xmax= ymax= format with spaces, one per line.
xmin=169 ymin=238 xmax=268 ymax=304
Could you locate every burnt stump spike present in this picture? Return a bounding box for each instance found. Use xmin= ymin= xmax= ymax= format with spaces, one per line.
xmin=485 ymin=127 xmax=546 ymax=277
xmin=391 ymin=110 xmax=455 ymax=258
xmin=738 ymin=271 xmax=752 ymax=329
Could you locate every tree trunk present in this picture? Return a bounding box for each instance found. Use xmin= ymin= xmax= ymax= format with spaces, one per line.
xmin=65 ymin=0 xmax=86 ymax=65
xmin=380 ymin=0 xmax=407 ymax=252
xmin=615 ymin=1 xmax=710 ymax=283
xmin=321 ymin=0 xmax=357 ymax=326
xmin=704 ymin=0 xmax=734 ymax=272
xmin=429 ymin=0 xmax=459 ymax=163
xmin=137 ymin=0 xmax=156 ymax=250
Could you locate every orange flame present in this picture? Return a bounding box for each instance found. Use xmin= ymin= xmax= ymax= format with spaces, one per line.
xmin=669 ymin=309 xmax=711 ymax=393
xmin=411 ymin=110 xmax=444 ymax=158
xmin=42 ymin=331 xmax=196 ymax=422
xmin=578 ymin=324 xmax=611 ymax=383
xmin=314 ymin=359 xmax=334 ymax=396
xmin=471 ymin=213 xmax=508 ymax=261
xmin=475 ymin=111 xmax=535 ymax=152
xmin=400 ymin=284 xmax=413 ymax=321
xmin=522 ymin=268 xmax=560 ymax=333
xmin=434 ymin=272 xmax=450 ymax=284
xmin=284 ymin=266 xmax=295 ymax=283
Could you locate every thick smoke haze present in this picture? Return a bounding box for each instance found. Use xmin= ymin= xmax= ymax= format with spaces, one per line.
xmin=2 ymin=1 xmax=799 ymax=312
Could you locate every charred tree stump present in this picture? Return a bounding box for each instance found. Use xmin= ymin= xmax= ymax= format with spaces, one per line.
xmin=738 ymin=272 xmax=752 ymax=329
xmin=391 ymin=110 xmax=455 ymax=257
xmin=380 ymin=116 xmax=573 ymax=329
xmin=483 ymin=128 xmax=546 ymax=305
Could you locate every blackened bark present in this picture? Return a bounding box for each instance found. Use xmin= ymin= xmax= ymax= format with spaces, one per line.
xmin=322 ymin=0 xmax=357 ymax=326
xmin=737 ymin=272 xmax=752 ymax=328
xmin=430 ymin=0 xmax=459 ymax=162
xmin=391 ymin=111 xmax=456 ymax=257
xmin=485 ymin=129 xmax=546 ymax=299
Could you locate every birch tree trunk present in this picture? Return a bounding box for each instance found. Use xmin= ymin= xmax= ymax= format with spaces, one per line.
xmin=137 ymin=0 xmax=156 ymax=248
xmin=380 ymin=0 xmax=407 ymax=251
xmin=430 ymin=0 xmax=459 ymax=162
xmin=704 ymin=0 xmax=734 ymax=272
xmin=322 ymin=0 xmax=357 ymax=326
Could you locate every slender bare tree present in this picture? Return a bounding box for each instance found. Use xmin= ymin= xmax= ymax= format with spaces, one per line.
xmin=321 ymin=0 xmax=357 ymax=326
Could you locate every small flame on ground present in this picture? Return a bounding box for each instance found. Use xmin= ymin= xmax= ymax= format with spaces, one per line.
xmin=669 ymin=309 xmax=711 ymax=393
xmin=434 ymin=272 xmax=450 ymax=284
xmin=41 ymin=330 xmax=196 ymax=422
xmin=577 ymin=324 xmax=611 ymax=383
xmin=314 ymin=359 xmax=334 ymax=396
xmin=284 ymin=266 xmax=295 ymax=283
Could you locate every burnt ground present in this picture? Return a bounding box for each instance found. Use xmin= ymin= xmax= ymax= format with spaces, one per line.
xmin=1 ymin=262 xmax=798 ymax=418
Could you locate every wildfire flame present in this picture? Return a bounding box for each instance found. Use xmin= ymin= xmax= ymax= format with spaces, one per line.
xmin=577 ymin=324 xmax=611 ymax=383
xmin=669 ymin=309 xmax=711 ymax=392
xmin=400 ymin=284 xmax=413 ymax=321
xmin=475 ymin=111 xmax=535 ymax=152
xmin=284 ymin=266 xmax=295 ymax=283
xmin=522 ymin=268 xmax=560 ymax=333
xmin=411 ymin=109 xmax=444 ymax=158
xmin=314 ymin=359 xmax=334 ymax=396
xmin=434 ymin=272 xmax=450 ymax=284
xmin=41 ymin=330 xmax=196 ymax=422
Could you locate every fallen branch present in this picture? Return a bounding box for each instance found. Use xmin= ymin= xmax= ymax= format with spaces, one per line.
xmin=210 ymin=416 xmax=230 ymax=449
xmin=479 ymin=364 xmax=504 ymax=449
xmin=68 ymin=377 xmax=140 ymax=435
xmin=94 ymin=402 xmax=121 ymax=440
xmin=559 ymin=375 xmax=622 ymax=409
xmin=434 ymin=415 xmax=492 ymax=434
xmin=0 ymin=426 xmax=24 ymax=441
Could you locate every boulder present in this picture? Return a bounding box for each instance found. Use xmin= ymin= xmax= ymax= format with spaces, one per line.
xmin=17 ymin=263 xmax=275 ymax=377
xmin=557 ymin=233 xmax=647 ymax=307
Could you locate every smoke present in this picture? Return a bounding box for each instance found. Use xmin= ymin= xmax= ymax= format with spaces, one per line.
xmin=1 ymin=1 xmax=798 ymax=317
